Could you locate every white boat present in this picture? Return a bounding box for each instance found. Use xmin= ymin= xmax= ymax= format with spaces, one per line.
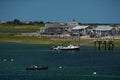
xmin=53 ymin=44 xmax=80 ymax=50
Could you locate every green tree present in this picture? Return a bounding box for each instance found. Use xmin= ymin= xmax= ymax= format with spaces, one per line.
xmin=13 ymin=19 xmax=20 ymax=25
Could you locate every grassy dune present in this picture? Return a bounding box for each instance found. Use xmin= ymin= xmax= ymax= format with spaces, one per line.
xmin=0 ymin=25 xmax=40 ymax=30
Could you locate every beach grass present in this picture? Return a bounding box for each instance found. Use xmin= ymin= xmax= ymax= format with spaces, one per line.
xmin=114 ymin=39 xmax=120 ymax=47
xmin=0 ymin=25 xmax=40 ymax=31
xmin=0 ymin=32 xmax=120 ymax=46
xmin=0 ymin=32 xmax=91 ymax=45
xmin=0 ymin=32 xmax=71 ymax=44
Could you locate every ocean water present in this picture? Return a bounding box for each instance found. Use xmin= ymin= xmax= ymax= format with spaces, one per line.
xmin=0 ymin=42 xmax=120 ymax=80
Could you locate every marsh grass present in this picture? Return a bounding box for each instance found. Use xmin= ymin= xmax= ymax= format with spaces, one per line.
xmin=0 ymin=25 xmax=40 ymax=30
xmin=0 ymin=33 xmax=94 ymax=46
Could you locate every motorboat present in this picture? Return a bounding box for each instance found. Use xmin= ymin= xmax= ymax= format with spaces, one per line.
xmin=53 ymin=44 xmax=80 ymax=50
xmin=26 ymin=65 xmax=48 ymax=70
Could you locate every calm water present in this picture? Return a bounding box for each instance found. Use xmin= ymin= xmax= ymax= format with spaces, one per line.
xmin=0 ymin=42 xmax=120 ymax=80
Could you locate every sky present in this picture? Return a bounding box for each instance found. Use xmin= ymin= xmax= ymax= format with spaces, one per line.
xmin=0 ymin=0 xmax=120 ymax=23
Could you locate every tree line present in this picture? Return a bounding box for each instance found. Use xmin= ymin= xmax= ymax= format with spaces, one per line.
xmin=1 ymin=19 xmax=45 ymax=26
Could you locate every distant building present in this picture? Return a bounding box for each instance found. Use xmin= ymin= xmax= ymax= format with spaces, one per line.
xmin=67 ymin=20 xmax=79 ymax=32
xmin=0 ymin=21 xmax=6 ymax=24
xmin=67 ymin=19 xmax=79 ymax=27
xmin=44 ymin=23 xmax=60 ymax=28
xmin=40 ymin=23 xmax=64 ymax=35
xmin=117 ymin=26 xmax=120 ymax=34
xmin=72 ymin=25 xmax=92 ymax=35
xmin=40 ymin=20 xmax=80 ymax=35
xmin=93 ymin=25 xmax=117 ymax=37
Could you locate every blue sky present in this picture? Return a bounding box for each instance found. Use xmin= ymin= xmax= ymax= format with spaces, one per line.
xmin=0 ymin=0 xmax=120 ymax=23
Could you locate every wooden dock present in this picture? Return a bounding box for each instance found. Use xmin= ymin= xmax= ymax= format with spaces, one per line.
xmin=93 ymin=39 xmax=114 ymax=51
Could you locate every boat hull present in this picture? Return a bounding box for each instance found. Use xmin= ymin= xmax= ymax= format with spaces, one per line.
xmin=26 ymin=66 xmax=48 ymax=70
xmin=53 ymin=45 xmax=80 ymax=50
xmin=60 ymin=47 xmax=80 ymax=50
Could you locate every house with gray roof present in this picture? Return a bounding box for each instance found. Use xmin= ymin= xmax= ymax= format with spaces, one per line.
xmin=40 ymin=23 xmax=65 ymax=35
xmin=72 ymin=25 xmax=92 ymax=35
xmin=93 ymin=25 xmax=116 ymax=37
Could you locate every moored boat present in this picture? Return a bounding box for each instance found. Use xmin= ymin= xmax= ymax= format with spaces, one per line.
xmin=26 ymin=65 xmax=48 ymax=70
xmin=53 ymin=44 xmax=80 ymax=50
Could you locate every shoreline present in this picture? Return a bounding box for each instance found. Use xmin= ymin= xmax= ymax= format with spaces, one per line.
xmin=0 ymin=38 xmax=120 ymax=47
xmin=0 ymin=32 xmax=120 ymax=47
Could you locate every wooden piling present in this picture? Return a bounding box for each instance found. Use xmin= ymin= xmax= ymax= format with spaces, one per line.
xmin=94 ymin=39 xmax=115 ymax=51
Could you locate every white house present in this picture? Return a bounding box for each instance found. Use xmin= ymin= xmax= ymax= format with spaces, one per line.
xmin=72 ymin=25 xmax=92 ymax=35
xmin=94 ymin=25 xmax=116 ymax=37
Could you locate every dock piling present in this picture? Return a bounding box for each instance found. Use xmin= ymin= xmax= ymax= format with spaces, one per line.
xmin=93 ymin=39 xmax=114 ymax=51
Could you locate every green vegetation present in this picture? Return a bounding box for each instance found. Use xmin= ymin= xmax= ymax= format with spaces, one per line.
xmin=0 ymin=25 xmax=40 ymax=31
xmin=0 ymin=32 xmax=71 ymax=44
xmin=0 ymin=19 xmax=44 ymax=31
xmin=1 ymin=19 xmax=44 ymax=26
xmin=0 ymin=19 xmax=120 ymax=46
xmin=0 ymin=32 xmax=92 ymax=45
xmin=0 ymin=32 xmax=120 ymax=47
xmin=114 ymin=39 xmax=120 ymax=47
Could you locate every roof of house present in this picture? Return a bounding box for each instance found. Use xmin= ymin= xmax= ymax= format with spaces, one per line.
xmin=72 ymin=25 xmax=89 ymax=30
xmin=94 ymin=25 xmax=113 ymax=31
